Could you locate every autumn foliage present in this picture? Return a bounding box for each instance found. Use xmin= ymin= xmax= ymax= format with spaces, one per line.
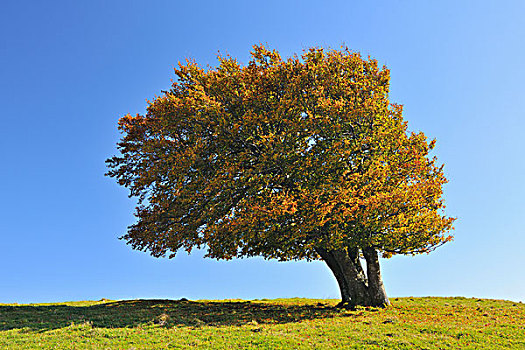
xmin=107 ymin=45 xmax=455 ymax=307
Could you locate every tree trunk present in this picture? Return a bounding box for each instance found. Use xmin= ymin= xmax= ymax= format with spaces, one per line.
xmin=362 ymin=247 xmax=390 ymax=307
xmin=316 ymin=246 xmax=390 ymax=308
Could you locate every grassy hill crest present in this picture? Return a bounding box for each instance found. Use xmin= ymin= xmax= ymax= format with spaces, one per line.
xmin=1 ymin=297 xmax=523 ymax=349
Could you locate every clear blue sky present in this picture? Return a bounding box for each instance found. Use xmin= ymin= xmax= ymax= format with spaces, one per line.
xmin=1 ymin=0 xmax=524 ymax=303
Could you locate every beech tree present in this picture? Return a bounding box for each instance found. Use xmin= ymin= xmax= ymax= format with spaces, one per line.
xmin=106 ymin=45 xmax=455 ymax=307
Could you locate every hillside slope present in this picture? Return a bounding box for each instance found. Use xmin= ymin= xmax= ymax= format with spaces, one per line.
xmin=1 ymin=297 xmax=523 ymax=349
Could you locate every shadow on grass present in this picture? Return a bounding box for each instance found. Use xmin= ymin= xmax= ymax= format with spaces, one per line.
xmin=0 ymin=299 xmax=348 ymax=331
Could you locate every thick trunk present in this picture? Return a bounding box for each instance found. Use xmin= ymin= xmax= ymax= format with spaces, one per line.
xmin=330 ymin=249 xmax=370 ymax=307
xmin=317 ymin=246 xmax=390 ymax=308
xmin=315 ymin=247 xmax=352 ymax=304
xmin=362 ymin=247 xmax=390 ymax=307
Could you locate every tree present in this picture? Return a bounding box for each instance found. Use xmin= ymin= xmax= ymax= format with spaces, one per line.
xmin=106 ymin=45 xmax=455 ymax=308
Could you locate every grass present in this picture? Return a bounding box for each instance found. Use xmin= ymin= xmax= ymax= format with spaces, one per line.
xmin=0 ymin=297 xmax=524 ymax=349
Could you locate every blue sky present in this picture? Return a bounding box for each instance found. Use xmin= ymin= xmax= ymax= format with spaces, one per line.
xmin=1 ymin=0 xmax=524 ymax=303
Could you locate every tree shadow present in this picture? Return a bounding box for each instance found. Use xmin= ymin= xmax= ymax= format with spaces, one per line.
xmin=0 ymin=299 xmax=352 ymax=332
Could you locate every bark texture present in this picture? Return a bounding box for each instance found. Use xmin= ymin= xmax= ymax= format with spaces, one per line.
xmin=316 ymin=247 xmax=390 ymax=308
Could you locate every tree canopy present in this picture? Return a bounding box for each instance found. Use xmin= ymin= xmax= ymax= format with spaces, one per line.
xmin=107 ymin=45 xmax=455 ymax=306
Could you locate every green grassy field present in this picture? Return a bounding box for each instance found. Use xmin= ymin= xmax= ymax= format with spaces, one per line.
xmin=0 ymin=297 xmax=523 ymax=349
